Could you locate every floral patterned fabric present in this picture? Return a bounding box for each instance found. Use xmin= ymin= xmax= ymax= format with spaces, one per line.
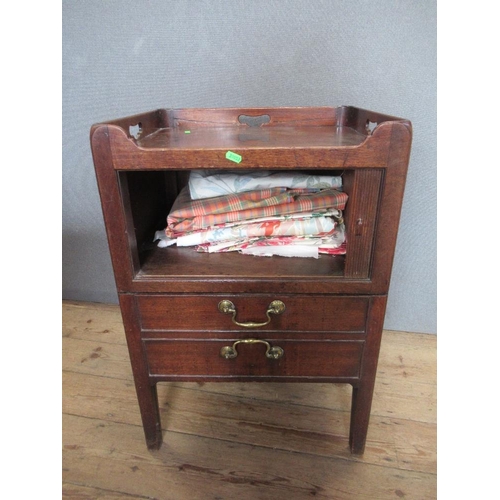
xmin=195 ymin=225 xmax=346 ymax=258
xmin=175 ymin=215 xmax=337 ymax=247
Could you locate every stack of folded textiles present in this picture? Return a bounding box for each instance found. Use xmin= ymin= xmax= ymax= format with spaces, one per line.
xmin=155 ymin=170 xmax=348 ymax=259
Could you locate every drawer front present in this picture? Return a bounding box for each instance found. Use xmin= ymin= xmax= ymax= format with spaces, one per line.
xmin=137 ymin=295 xmax=369 ymax=333
xmin=145 ymin=339 xmax=363 ymax=378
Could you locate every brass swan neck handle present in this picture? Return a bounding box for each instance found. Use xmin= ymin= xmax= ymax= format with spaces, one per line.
xmin=217 ymin=299 xmax=285 ymax=329
xmin=220 ymin=338 xmax=284 ymax=360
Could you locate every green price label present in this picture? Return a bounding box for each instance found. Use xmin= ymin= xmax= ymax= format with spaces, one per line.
xmin=225 ymin=151 xmax=242 ymax=163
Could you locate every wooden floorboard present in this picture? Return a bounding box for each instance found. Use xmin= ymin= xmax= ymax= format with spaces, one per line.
xmin=62 ymin=300 xmax=437 ymax=499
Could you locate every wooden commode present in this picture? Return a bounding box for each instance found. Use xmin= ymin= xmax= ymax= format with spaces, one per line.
xmin=90 ymin=106 xmax=412 ymax=454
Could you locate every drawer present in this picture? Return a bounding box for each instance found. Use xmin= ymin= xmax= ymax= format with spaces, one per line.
xmin=144 ymin=339 xmax=363 ymax=378
xmin=137 ymin=294 xmax=369 ymax=333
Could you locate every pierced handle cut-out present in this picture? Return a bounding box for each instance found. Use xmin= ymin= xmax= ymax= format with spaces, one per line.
xmin=129 ymin=123 xmax=142 ymax=139
xmin=366 ymin=120 xmax=378 ymax=134
xmin=238 ymin=114 xmax=271 ymax=127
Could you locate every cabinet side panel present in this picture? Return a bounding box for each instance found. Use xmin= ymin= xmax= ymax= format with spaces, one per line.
xmin=369 ymin=123 xmax=412 ymax=292
xmin=91 ymin=126 xmax=135 ymax=289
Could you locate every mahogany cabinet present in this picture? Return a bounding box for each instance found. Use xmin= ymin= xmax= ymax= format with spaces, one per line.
xmin=90 ymin=106 xmax=412 ymax=454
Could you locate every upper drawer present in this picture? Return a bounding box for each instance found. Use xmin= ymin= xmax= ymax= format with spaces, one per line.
xmin=137 ymin=294 xmax=369 ymax=333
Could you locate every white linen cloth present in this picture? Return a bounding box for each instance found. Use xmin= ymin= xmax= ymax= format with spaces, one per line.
xmin=188 ymin=170 xmax=343 ymax=200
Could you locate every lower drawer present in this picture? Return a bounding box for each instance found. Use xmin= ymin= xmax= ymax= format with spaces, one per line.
xmin=144 ymin=339 xmax=363 ymax=378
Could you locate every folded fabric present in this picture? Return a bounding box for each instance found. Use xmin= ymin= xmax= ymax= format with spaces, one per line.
xmin=240 ymin=243 xmax=346 ymax=258
xmin=158 ymin=172 xmax=349 ymax=259
xmin=169 ymin=206 xmax=342 ymax=240
xmin=189 ymin=170 xmax=343 ymax=200
xmin=167 ymin=186 xmax=348 ymax=236
xmin=175 ymin=215 xmax=337 ymax=247
xmin=167 ymin=186 xmax=291 ymax=235
xmin=242 ymin=245 xmax=320 ymax=258
xmin=154 ymin=230 xmax=176 ymax=248
xmin=318 ymin=243 xmax=347 ymax=255
xmin=240 ymin=244 xmax=346 ymax=258
xmin=195 ymin=225 xmax=346 ymax=256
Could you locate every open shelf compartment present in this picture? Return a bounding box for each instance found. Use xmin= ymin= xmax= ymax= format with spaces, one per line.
xmin=118 ymin=167 xmax=380 ymax=282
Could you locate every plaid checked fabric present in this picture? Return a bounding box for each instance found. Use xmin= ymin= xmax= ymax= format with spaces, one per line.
xmin=169 ymin=186 xmax=290 ymax=218
xmin=167 ymin=186 xmax=348 ymax=236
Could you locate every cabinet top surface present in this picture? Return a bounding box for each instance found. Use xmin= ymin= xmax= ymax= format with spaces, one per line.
xmin=135 ymin=125 xmax=367 ymax=150
xmin=91 ymin=106 xmax=411 ymax=170
xmin=92 ymin=106 xmax=411 ymax=152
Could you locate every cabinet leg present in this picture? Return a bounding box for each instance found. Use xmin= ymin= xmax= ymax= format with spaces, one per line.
xmin=119 ymin=294 xmax=163 ymax=450
xmin=349 ymin=296 xmax=387 ymax=454
xmin=349 ymin=382 xmax=375 ymax=454
xmin=135 ymin=383 xmax=163 ymax=450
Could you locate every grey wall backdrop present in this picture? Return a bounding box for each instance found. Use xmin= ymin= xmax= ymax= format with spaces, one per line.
xmin=62 ymin=0 xmax=436 ymax=334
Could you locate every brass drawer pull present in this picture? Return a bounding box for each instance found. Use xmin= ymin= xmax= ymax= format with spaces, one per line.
xmin=218 ymin=299 xmax=285 ymax=328
xmin=220 ymin=339 xmax=284 ymax=360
